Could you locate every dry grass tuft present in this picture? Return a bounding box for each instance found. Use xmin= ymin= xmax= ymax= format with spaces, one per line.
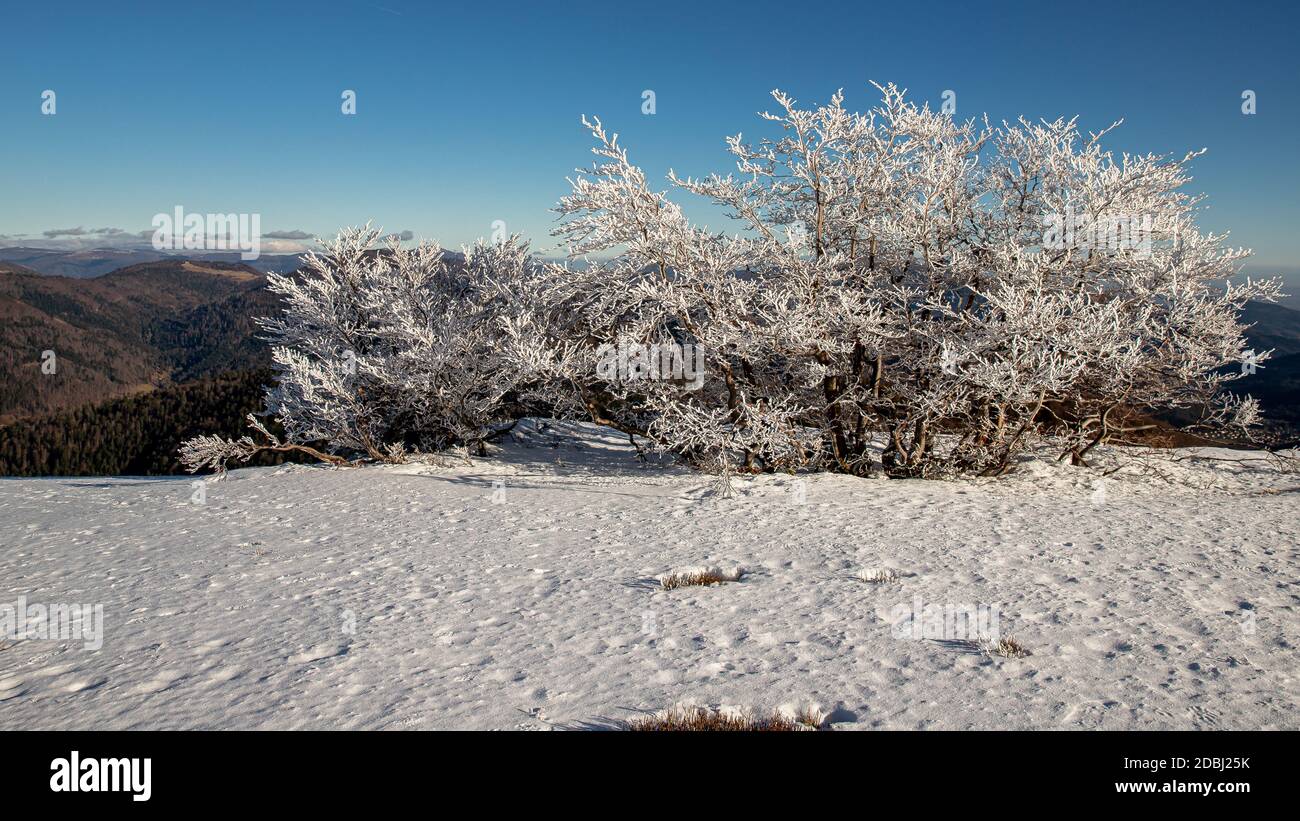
xmin=657 ymin=565 xmax=744 ymax=590
xmin=859 ymin=567 xmax=900 ymax=584
xmin=981 ymin=635 xmax=1030 ymax=659
xmin=660 ymin=569 xmax=730 ymax=590
xmin=790 ymin=705 xmax=827 ymax=729
xmin=625 ymin=704 xmax=822 ymax=731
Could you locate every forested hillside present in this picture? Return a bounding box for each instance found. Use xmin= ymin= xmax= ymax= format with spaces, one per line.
xmin=0 ymin=260 xmax=270 ymax=421
xmin=0 ymin=369 xmax=305 ymax=476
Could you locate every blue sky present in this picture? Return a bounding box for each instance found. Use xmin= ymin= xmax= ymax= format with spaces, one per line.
xmin=1 ymin=0 xmax=1297 ymax=272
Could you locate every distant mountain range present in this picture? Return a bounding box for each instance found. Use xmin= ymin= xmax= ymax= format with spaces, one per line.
xmin=0 ymin=246 xmax=307 ymax=278
xmin=1236 ymin=300 xmax=1300 ymax=429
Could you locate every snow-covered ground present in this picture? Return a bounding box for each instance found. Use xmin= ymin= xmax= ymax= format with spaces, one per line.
xmin=1 ymin=421 xmax=1297 ymax=730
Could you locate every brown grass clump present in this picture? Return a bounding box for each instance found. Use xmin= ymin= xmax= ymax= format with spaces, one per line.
xmin=981 ymin=635 xmax=1030 ymax=659
xmin=859 ymin=567 xmax=900 ymax=584
xmin=791 ymin=705 xmax=826 ymax=729
xmin=659 ymin=569 xmax=731 ymax=590
xmin=625 ymin=704 xmax=823 ymax=731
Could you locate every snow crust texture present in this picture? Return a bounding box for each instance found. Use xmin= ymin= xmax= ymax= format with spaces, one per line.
xmin=1 ymin=422 xmax=1296 ymax=730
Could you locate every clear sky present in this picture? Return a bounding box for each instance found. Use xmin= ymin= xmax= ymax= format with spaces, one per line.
xmin=1 ymin=0 xmax=1297 ymax=271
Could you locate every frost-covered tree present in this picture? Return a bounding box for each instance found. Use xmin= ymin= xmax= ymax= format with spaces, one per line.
xmin=182 ymin=226 xmax=539 ymax=474
xmin=521 ymin=83 xmax=1281 ymax=477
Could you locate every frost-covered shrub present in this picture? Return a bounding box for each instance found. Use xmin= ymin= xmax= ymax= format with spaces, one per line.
xmin=182 ymin=226 xmax=539 ymax=473
xmin=519 ymin=83 xmax=1281 ymax=477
